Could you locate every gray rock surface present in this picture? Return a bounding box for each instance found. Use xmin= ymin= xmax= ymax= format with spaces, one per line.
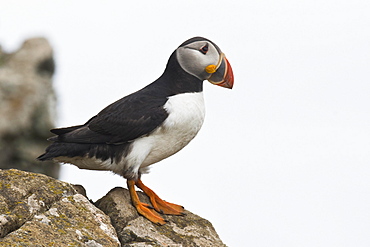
xmin=0 ymin=169 xmax=120 ymax=246
xmin=0 ymin=169 xmax=227 ymax=246
xmin=0 ymin=38 xmax=59 ymax=177
xmin=96 ymin=187 xmax=227 ymax=247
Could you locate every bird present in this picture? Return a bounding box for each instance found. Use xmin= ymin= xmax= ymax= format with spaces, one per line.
xmin=38 ymin=36 xmax=234 ymax=225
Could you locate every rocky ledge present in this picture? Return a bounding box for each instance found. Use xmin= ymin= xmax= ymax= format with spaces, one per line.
xmin=0 ymin=169 xmax=226 ymax=246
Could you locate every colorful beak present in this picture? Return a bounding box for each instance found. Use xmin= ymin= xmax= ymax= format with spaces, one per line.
xmin=207 ymin=55 xmax=234 ymax=89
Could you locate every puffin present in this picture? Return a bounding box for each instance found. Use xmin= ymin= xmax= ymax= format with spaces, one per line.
xmin=38 ymin=36 xmax=234 ymax=225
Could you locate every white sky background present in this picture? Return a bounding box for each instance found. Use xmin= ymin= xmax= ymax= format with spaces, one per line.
xmin=1 ymin=1 xmax=370 ymax=246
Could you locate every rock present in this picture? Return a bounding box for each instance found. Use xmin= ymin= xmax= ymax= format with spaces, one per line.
xmin=95 ymin=187 xmax=226 ymax=247
xmin=0 ymin=38 xmax=59 ymax=178
xmin=0 ymin=169 xmax=227 ymax=246
xmin=0 ymin=169 xmax=120 ymax=246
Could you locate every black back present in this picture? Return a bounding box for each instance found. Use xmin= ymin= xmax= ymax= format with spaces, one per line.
xmin=38 ymin=46 xmax=203 ymax=162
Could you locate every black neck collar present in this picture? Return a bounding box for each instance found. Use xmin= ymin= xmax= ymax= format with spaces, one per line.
xmin=143 ymin=51 xmax=203 ymax=97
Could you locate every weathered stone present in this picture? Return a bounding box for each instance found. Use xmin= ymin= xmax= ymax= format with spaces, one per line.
xmin=0 ymin=38 xmax=58 ymax=178
xmin=0 ymin=169 xmax=226 ymax=246
xmin=95 ymin=187 xmax=226 ymax=247
xmin=0 ymin=169 xmax=120 ymax=246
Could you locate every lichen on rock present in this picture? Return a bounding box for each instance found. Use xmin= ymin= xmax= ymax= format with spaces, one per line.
xmin=95 ymin=187 xmax=226 ymax=246
xmin=0 ymin=169 xmax=120 ymax=246
xmin=0 ymin=169 xmax=226 ymax=246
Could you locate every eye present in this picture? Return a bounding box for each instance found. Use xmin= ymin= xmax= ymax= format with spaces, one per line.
xmin=199 ymin=44 xmax=209 ymax=54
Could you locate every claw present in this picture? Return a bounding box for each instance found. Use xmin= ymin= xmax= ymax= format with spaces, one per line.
xmin=143 ymin=203 xmax=155 ymax=210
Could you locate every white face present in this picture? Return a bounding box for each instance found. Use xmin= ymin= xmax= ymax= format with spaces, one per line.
xmin=176 ymin=41 xmax=220 ymax=81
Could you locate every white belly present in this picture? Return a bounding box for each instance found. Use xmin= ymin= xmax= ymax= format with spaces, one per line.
xmin=131 ymin=92 xmax=205 ymax=170
xmin=55 ymin=92 xmax=205 ymax=179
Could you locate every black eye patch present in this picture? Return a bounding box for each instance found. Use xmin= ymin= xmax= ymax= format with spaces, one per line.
xmin=199 ymin=44 xmax=209 ymax=54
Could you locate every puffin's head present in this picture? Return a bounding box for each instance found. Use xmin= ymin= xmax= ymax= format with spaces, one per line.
xmin=176 ymin=37 xmax=234 ymax=89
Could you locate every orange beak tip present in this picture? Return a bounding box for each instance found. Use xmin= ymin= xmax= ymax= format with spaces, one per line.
xmin=219 ymin=57 xmax=234 ymax=89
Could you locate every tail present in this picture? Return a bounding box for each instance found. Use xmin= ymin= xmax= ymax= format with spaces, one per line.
xmin=38 ymin=123 xmax=131 ymax=163
xmin=37 ymin=152 xmax=52 ymax=161
xmin=37 ymin=124 xmax=85 ymax=161
xmin=37 ymin=142 xmax=92 ymax=161
xmin=38 ymin=140 xmax=131 ymax=164
xmin=37 ymin=142 xmax=67 ymax=161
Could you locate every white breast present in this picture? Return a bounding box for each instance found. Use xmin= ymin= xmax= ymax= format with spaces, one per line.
xmin=129 ymin=92 xmax=205 ymax=172
xmin=54 ymin=92 xmax=205 ymax=180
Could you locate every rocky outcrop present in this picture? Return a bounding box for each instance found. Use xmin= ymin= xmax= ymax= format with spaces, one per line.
xmin=0 ymin=169 xmax=119 ymax=246
xmin=0 ymin=169 xmax=226 ymax=246
xmin=0 ymin=38 xmax=59 ymax=178
xmin=96 ymin=188 xmax=226 ymax=247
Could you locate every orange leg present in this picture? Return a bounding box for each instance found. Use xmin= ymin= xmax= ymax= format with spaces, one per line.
xmin=127 ymin=180 xmax=167 ymax=225
xmin=135 ymin=179 xmax=184 ymax=215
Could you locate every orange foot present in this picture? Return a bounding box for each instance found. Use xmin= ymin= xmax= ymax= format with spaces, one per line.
xmin=127 ymin=179 xmax=185 ymax=225
xmin=136 ymin=179 xmax=185 ymax=215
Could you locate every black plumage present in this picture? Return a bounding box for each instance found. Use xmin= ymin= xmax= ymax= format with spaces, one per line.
xmin=37 ymin=36 xmax=234 ymax=225
xmin=38 ymin=49 xmax=203 ymax=165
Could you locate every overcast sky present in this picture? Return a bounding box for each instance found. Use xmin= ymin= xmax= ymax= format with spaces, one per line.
xmin=1 ymin=1 xmax=370 ymax=246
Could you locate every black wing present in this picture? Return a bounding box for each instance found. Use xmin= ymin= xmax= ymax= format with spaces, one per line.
xmin=51 ymin=91 xmax=169 ymax=144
